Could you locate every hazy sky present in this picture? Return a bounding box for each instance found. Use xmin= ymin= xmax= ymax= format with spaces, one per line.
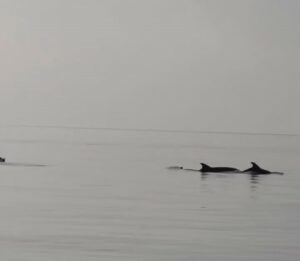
xmin=0 ymin=0 xmax=299 ymax=134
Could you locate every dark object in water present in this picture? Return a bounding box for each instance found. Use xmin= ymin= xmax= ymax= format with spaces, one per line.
xmin=172 ymin=162 xmax=284 ymax=175
xmin=167 ymin=166 xmax=183 ymax=170
xmin=200 ymin=163 xmax=240 ymax=173
xmin=242 ymin=162 xmax=283 ymax=175
xmin=0 ymin=157 xmax=5 ymax=162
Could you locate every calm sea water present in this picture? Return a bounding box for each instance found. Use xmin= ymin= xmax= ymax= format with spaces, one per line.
xmin=0 ymin=127 xmax=299 ymax=261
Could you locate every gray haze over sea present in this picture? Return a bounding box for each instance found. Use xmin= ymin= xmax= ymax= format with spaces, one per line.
xmin=1 ymin=0 xmax=300 ymax=134
xmin=0 ymin=126 xmax=299 ymax=261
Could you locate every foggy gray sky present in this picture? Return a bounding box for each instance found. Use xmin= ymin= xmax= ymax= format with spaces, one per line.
xmin=0 ymin=0 xmax=299 ymax=134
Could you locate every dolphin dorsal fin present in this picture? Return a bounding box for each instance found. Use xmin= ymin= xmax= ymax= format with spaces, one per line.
xmin=251 ymin=162 xmax=260 ymax=169
xmin=200 ymin=163 xmax=211 ymax=171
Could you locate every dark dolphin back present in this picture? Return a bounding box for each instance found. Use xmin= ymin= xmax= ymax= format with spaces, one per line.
xmin=200 ymin=163 xmax=211 ymax=172
xmin=243 ymin=162 xmax=271 ymax=174
xmin=200 ymin=163 xmax=239 ymax=173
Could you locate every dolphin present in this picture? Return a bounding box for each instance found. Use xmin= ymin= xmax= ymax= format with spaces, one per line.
xmin=199 ymin=163 xmax=240 ymax=173
xmin=242 ymin=162 xmax=283 ymax=175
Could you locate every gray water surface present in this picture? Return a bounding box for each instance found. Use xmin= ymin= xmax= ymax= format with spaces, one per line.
xmin=0 ymin=127 xmax=299 ymax=261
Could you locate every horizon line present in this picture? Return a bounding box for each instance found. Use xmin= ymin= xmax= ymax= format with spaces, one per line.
xmin=2 ymin=124 xmax=300 ymax=137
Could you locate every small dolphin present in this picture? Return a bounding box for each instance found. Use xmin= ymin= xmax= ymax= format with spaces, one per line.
xmin=242 ymin=162 xmax=283 ymax=175
xmin=199 ymin=163 xmax=240 ymax=173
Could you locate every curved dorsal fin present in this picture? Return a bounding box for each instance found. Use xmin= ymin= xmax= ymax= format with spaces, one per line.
xmin=200 ymin=163 xmax=211 ymax=170
xmin=251 ymin=162 xmax=261 ymax=169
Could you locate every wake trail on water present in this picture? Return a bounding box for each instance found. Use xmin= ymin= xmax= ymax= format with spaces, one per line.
xmin=0 ymin=162 xmax=47 ymax=167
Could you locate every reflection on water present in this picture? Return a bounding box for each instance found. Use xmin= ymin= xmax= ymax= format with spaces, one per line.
xmin=198 ymin=172 xmax=262 ymax=190
xmin=248 ymin=174 xmax=260 ymax=190
xmin=0 ymin=128 xmax=299 ymax=261
xmin=200 ymin=172 xmax=208 ymax=181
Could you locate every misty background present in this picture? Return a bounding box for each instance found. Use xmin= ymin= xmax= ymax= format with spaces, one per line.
xmin=0 ymin=0 xmax=299 ymax=134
